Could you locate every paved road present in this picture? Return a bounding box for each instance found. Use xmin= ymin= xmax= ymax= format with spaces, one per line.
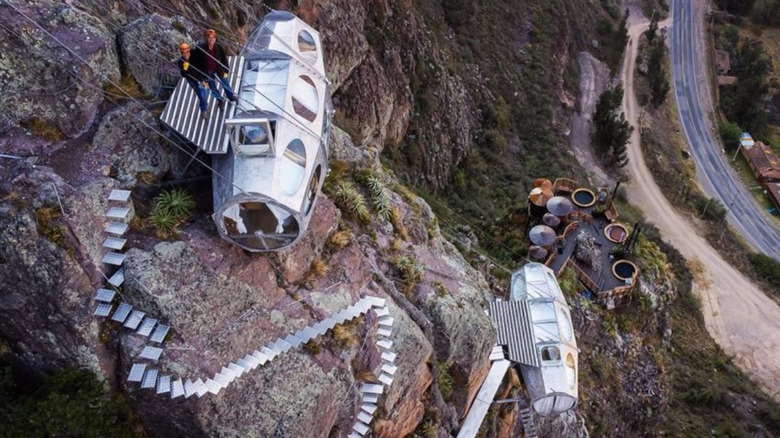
xmin=622 ymin=16 xmax=780 ymax=402
xmin=670 ymin=0 xmax=780 ymax=261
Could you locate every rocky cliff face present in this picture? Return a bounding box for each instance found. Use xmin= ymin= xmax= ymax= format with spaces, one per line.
xmin=0 ymin=4 xmax=498 ymax=437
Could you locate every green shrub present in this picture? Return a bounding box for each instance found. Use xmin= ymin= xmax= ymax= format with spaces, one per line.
xmin=366 ymin=176 xmax=392 ymax=221
xmin=748 ymin=252 xmax=780 ymax=291
xmin=394 ymin=255 xmax=425 ymax=283
xmin=436 ymin=362 xmax=454 ymax=401
xmin=154 ymin=188 xmax=195 ymax=220
xmin=0 ymin=365 xmax=141 ymax=437
xmin=332 ymin=180 xmax=371 ymax=224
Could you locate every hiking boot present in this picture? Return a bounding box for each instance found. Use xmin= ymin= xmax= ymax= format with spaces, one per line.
xmin=228 ymin=95 xmax=238 ymax=103
xmin=200 ymin=111 xmax=209 ymax=121
xmin=218 ymin=99 xmax=226 ymax=110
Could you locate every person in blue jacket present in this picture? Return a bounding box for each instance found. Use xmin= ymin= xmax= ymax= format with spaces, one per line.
xmin=177 ymin=42 xmax=210 ymax=120
xmin=192 ymin=29 xmax=238 ymax=108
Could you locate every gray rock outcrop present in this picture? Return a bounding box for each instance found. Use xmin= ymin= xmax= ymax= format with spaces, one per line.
xmin=118 ymin=14 xmax=193 ymax=96
xmin=0 ymin=2 xmax=119 ymax=139
xmin=93 ymin=104 xmax=171 ymax=185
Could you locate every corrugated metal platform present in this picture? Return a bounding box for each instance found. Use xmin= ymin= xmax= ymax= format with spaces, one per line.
xmin=160 ymin=56 xmax=244 ymax=154
xmin=489 ymin=301 xmax=540 ymax=367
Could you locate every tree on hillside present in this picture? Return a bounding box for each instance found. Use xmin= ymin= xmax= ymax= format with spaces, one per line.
xmin=647 ymin=10 xmax=659 ymax=42
xmin=593 ymin=85 xmax=633 ymax=168
xmin=721 ymin=40 xmax=771 ymax=136
xmin=715 ymin=0 xmax=756 ymax=16
xmin=718 ymin=120 xmax=742 ymax=151
xmin=607 ymin=9 xmax=631 ymax=74
xmin=753 ymin=0 xmax=780 ymax=25
xmin=647 ymin=38 xmax=670 ymax=107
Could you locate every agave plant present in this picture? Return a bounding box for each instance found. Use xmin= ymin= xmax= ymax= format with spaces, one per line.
xmin=154 ymin=188 xmax=195 ymax=219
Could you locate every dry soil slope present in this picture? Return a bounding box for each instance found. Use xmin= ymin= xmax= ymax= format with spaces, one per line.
xmin=621 ymin=18 xmax=780 ymax=401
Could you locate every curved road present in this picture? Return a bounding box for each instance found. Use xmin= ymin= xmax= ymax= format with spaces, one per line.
xmin=622 ymin=17 xmax=780 ymax=400
xmin=671 ymin=0 xmax=780 ymax=261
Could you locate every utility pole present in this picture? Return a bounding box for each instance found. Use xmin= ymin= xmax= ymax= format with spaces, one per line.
xmin=731 ymin=142 xmax=742 ymax=162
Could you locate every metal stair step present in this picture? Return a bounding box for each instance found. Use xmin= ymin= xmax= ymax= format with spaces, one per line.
xmin=102 ymin=252 xmax=126 ymax=266
xmin=111 ymin=302 xmax=132 ymax=323
xmin=237 ymin=358 xmax=254 ymax=371
xmin=102 ymin=236 xmax=127 ymax=250
xmin=361 ymin=403 xmax=377 ymax=415
xmin=378 ymin=316 xmax=394 ymax=327
xmin=219 ymin=366 xmax=237 ymax=381
xmin=94 ymin=288 xmax=116 ymax=303
xmin=376 ymin=339 xmax=393 ymax=350
xmin=193 ymin=379 xmax=208 ymax=397
xmin=362 ymin=296 xmax=386 ymax=307
xmin=297 ymin=326 xmax=319 ymax=342
xmin=490 ymin=345 xmax=505 ymax=361
xmin=128 ymin=363 xmax=146 ymax=382
xmin=352 ymin=421 xmax=370 ymax=436
xmin=123 ymin=310 xmax=145 ymax=330
xmin=136 ymin=318 xmax=157 ymax=337
xmin=104 ymin=221 xmax=129 ymax=236
xmin=149 ymin=324 xmax=170 ymax=343
xmin=381 ymin=363 xmax=398 ymax=376
xmin=252 ymin=350 xmax=269 ymax=365
xmin=94 ymin=303 xmax=113 ymax=317
xmin=312 ymin=320 xmax=332 ymax=335
xmin=269 ymin=339 xmax=292 ymax=353
xmin=171 ymin=379 xmax=184 ymax=398
xmin=261 ymin=346 xmax=279 ymax=360
xmin=360 ymin=383 xmax=384 ymax=394
xmin=109 ymin=189 xmax=132 ymax=202
xmin=362 ymin=393 xmax=379 ymax=404
xmin=357 ymin=411 xmax=373 ymax=424
xmin=183 ymin=380 xmax=195 ymax=398
xmin=283 ymin=334 xmax=303 ymax=348
xmin=381 ymin=351 xmax=397 ymax=362
xmin=331 ymin=311 xmax=348 ymax=324
xmin=156 ymin=375 xmax=171 ymax=394
xmin=374 ymin=307 xmax=389 ymax=317
xmin=139 ymin=346 xmax=163 ymax=361
xmin=228 ymin=363 xmax=245 ymax=377
xmin=141 ymin=369 xmax=158 ymax=389
xmin=378 ymin=373 xmax=394 ymax=386
xmin=106 ymin=206 xmax=130 ymax=220
xmin=213 ymin=373 xmax=230 ymax=388
xmin=205 ymin=378 xmax=222 ymax=395
xmin=108 ymin=268 xmax=124 ymax=287
xmin=377 ymin=327 xmax=392 ymax=338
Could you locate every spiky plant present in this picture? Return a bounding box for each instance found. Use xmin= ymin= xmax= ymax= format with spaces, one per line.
xmin=329 ymin=230 xmax=352 ymax=248
xmin=310 ymin=257 xmax=328 ymax=278
xmin=332 ymin=180 xmax=371 ymax=224
xmin=332 ymin=325 xmax=357 ymax=348
xmin=148 ymin=207 xmax=177 ymax=234
xmin=366 ymin=176 xmax=391 ymax=221
xmin=154 ymin=188 xmax=195 ymax=219
xmin=394 ymin=255 xmax=424 ymax=283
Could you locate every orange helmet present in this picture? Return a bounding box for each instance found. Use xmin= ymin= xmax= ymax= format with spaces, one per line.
xmin=204 ymin=29 xmax=217 ymax=38
xmin=178 ymin=42 xmax=190 ymax=52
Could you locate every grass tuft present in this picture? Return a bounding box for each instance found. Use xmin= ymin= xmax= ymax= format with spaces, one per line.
xmin=24 ymin=118 xmax=63 ymax=142
xmin=329 ymin=230 xmax=352 ymax=248
xmin=147 ymin=188 xmax=194 ymax=235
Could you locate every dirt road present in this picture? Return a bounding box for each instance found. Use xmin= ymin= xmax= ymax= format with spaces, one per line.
xmin=621 ymin=18 xmax=780 ymax=400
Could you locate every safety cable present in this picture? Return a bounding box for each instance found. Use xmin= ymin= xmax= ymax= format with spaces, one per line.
xmin=7 ymin=2 xmax=527 ymax=276
xmin=76 ymin=1 xmax=328 ymax=145
xmin=0 ymin=5 xmax=248 ymax=197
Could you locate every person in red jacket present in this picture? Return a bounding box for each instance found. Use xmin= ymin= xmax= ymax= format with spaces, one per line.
xmin=192 ymin=29 xmax=238 ymax=109
xmin=177 ymin=43 xmax=210 ymax=120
